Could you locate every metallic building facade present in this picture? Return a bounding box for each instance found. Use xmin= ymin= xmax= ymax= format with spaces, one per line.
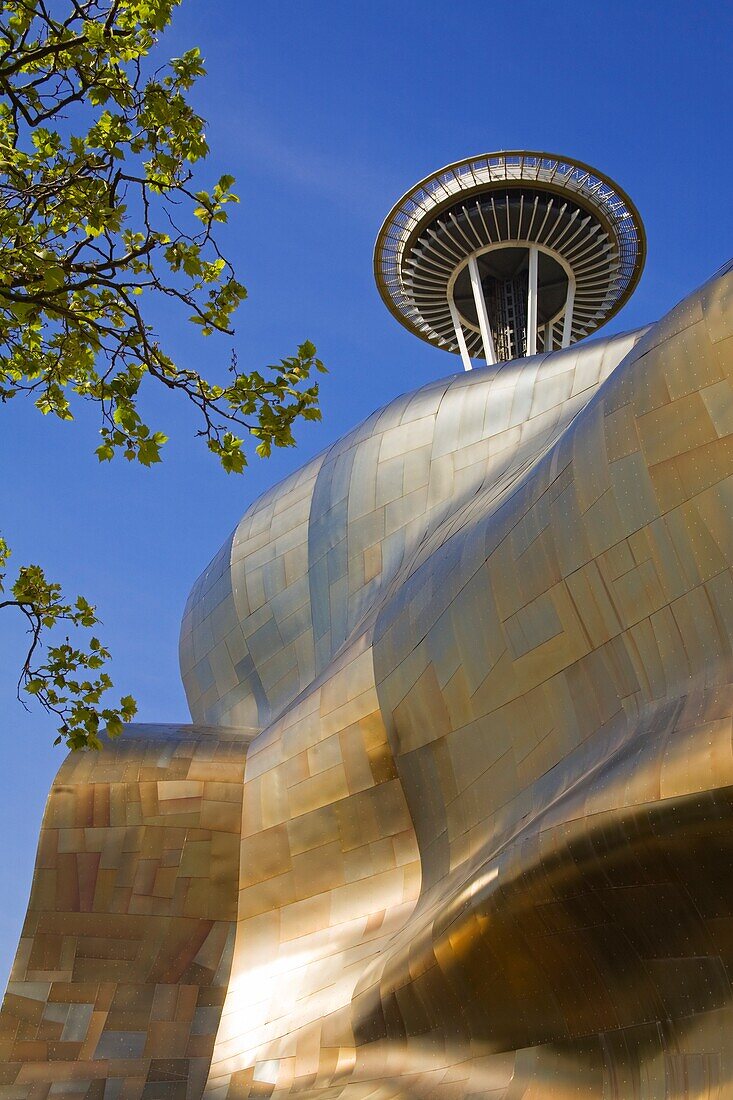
xmin=1 ymin=256 xmax=733 ymax=1097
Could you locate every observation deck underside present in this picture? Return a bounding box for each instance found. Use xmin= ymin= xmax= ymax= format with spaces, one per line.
xmin=375 ymin=151 xmax=646 ymax=368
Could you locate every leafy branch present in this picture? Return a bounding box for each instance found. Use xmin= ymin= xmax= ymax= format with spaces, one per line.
xmin=0 ymin=0 xmax=326 ymax=747
xmin=0 ymin=536 xmax=136 ymax=749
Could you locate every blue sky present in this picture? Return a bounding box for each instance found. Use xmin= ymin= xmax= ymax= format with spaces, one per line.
xmin=1 ymin=0 xmax=731 ymax=985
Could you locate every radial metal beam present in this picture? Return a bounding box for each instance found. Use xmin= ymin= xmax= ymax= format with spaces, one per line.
xmin=467 ymin=255 xmax=497 ymax=365
xmin=448 ymin=298 xmax=473 ymax=372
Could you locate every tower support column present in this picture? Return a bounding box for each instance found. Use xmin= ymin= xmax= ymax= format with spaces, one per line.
xmin=562 ymin=279 xmax=576 ymax=348
xmin=527 ymin=245 xmax=539 ymax=356
xmin=448 ymin=298 xmax=473 ymax=372
xmin=545 ymin=321 xmax=554 ymax=352
xmin=468 ymin=255 xmax=497 ymax=365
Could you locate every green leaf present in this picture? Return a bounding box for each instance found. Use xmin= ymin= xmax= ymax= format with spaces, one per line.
xmin=106 ymin=715 xmax=123 ymax=738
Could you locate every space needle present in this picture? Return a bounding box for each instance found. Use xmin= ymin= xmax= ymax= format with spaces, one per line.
xmin=374 ymin=151 xmax=646 ymax=370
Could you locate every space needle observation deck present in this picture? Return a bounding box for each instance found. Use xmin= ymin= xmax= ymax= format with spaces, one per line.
xmin=374 ymin=151 xmax=646 ymax=370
